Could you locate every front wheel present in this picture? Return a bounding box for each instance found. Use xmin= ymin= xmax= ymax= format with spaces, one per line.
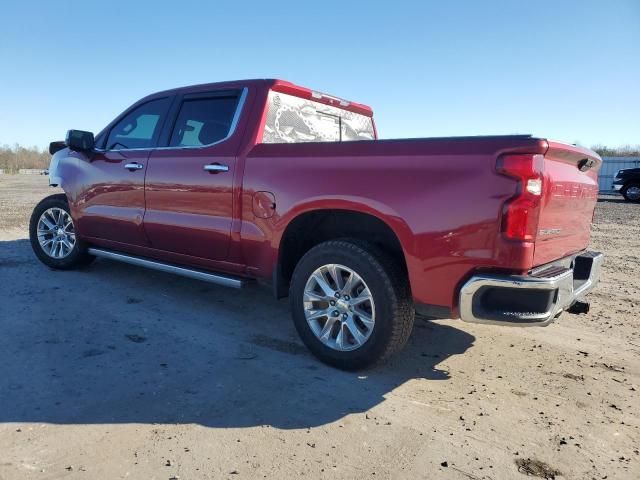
xmin=29 ymin=194 xmax=94 ymax=269
xmin=290 ymin=239 xmax=414 ymax=370
xmin=622 ymin=183 xmax=640 ymax=202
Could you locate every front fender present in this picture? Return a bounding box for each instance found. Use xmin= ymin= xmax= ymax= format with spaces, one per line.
xmin=48 ymin=149 xmax=65 ymax=187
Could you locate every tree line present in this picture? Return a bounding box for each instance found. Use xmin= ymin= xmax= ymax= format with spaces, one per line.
xmin=1 ymin=143 xmax=639 ymax=173
xmin=0 ymin=144 xmax=50 ymax=172
xmin=590 ymin=145 xmax=640 ymax=157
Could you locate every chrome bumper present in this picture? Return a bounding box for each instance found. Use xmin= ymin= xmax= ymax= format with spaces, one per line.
xmin=459 ymin=251 xmax=603 ymax=326
xmin=612 ymin=184 xmax=623 ymax=191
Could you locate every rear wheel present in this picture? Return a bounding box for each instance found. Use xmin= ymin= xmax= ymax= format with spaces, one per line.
xmin=29 ymin=194 xmax=94 ymax=269
xmin=622 ymin=183 xmax=640 ymax=202
xmin=290 ymin=239 xmax=414 ymax=370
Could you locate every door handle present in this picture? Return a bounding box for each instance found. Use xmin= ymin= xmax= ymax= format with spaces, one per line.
xmin=124 ymin=162 xmax=144 ymax=171
xmin=204 ymin=163 xmax=229 ymax=174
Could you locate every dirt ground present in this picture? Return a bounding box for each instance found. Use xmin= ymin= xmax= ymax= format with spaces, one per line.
xmin=0 ymin=175 xmax=638 ymax=480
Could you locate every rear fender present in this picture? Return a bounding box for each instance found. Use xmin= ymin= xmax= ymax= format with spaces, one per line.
xmin=275 ymin=196 xmax=413 ymax=253
xmin=271 ymin=196 xmax=414 ymax=297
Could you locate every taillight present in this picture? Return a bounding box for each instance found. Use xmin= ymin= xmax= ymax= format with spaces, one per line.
xmin=496 ymin=154 xmax=545 ymax=241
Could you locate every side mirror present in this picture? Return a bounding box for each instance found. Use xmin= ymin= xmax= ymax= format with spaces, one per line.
xmin=49 ymin=141 xmax=66 ymax=155
xmin=65 ymin=130 xmax=95 ymax=151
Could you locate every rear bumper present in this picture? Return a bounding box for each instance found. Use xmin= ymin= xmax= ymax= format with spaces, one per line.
xmin=459 ymin=251 xmax=603 ymax=326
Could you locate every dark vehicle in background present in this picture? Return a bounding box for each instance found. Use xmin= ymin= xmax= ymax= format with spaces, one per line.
xmin=612 ymin=168 xmax=640 ymax=202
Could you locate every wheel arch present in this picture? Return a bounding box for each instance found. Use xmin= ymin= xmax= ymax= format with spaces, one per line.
xmin=273 ymin=204 xmax=411 ymax=299
xmin=35 ymin=192 xmax=71 ymax=208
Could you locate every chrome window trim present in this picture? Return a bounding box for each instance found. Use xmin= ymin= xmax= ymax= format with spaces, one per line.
xmin=97 ymin=87 xmax=248 ymax=153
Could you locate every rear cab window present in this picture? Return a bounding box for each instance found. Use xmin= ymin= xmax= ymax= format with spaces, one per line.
xmin=261 ymin=90 xmax=375 ymax=144
xmin=169 ymin=93 xmax=240 ymax=147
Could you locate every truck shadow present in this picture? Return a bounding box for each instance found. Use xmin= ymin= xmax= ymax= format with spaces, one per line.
xmin=0 ymin=239 xmax=475 ymax=430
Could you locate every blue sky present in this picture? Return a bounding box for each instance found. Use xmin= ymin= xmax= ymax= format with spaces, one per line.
xmin=0 ymin=0 xmax=638 ymax=149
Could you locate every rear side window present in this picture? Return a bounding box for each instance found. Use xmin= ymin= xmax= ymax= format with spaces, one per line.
xmin=261 ymin=90 xmax=375 ymax=144
xmin=169 ymin=95 xmax=239 ymax=147
xmin=106 ymin=97 xmax=170 ymax=150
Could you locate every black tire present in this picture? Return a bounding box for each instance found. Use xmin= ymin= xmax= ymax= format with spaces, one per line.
xmin=621 ymin=183 xmax=640 ymax=203
xmin=29 ymin=194 xmax=94 ymax=270
xmin=290 ymin=239 xmax=414 ymax=370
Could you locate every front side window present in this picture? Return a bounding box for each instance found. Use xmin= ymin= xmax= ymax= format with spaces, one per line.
xmin=169 ymin=95 xmax=239 ymax=147
xmin=261 ymin=90 xmax=375 ymax=144
xmin=106 ymin=97 xmax=170 ymax=150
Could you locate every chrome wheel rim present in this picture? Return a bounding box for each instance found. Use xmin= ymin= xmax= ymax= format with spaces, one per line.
xmin=303 ymin=264 xmax=375 ymax=351
xmin=626 ymin=186 xmax=640 ymax=200
xmin=37 ymin=207 xmax=76 ymax=259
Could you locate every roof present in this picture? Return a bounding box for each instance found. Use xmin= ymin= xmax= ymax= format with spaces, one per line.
xmin=144 ymin=79 xmax=374 ymax=116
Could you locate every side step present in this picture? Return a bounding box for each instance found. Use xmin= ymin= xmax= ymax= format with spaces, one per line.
xmin=87 ymin=248 xmax=246 ymax=289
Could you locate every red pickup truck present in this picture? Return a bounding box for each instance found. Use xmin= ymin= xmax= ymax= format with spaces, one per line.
xmin=31 ymin=79 xmax=603 ymax=369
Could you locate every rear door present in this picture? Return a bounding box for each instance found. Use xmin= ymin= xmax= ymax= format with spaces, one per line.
xmin=143 ymin=89 xmax=246 ymax=261
xmin=75 ymin=96 xmax=172 ymax=246
xmin=534 ymin=142 xmax=601 ymax=265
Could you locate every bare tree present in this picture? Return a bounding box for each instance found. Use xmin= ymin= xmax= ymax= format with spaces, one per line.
xmin=0 ymin=144 xmax=50 ymax=173
xmin=591 ymin=144 xmax=640 ymax=157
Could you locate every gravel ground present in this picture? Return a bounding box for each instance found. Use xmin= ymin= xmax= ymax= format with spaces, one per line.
xmin=0 ymin=175 xmax=638 ymax=480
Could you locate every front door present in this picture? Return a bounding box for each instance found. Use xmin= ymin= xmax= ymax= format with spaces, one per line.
xmin=143 ymin=90 xmax=244 ymax=261
xmin=74 ymin=96 xmax=172 ymax=246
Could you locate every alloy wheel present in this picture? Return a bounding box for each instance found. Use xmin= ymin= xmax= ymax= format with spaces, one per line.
xmin=37 ymin=207 xmax=76 ymax=259
xmin=303 ymin=263 xmax=375 ymax=351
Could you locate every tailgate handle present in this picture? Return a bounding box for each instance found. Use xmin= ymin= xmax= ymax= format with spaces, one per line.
xmin=578 ymin=158 xmax=595 ymax=172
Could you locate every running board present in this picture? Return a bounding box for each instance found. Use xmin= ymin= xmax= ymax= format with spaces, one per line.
xmin=87 ymin=248 xmax=246 ymax=289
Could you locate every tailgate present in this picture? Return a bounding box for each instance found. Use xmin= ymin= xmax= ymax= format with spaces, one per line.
xmin=533 ymin=141 xmax=601 ymax=266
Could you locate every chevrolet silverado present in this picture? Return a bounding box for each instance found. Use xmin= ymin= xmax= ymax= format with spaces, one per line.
xmin=30 ymin=79 xmax=603 ymax=369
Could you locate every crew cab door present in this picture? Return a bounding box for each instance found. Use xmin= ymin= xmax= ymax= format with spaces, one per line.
xmin=75 ymin=96 xmax=173 ymax=246
xmin=143 ymin=89 xmax=246 ymax=261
